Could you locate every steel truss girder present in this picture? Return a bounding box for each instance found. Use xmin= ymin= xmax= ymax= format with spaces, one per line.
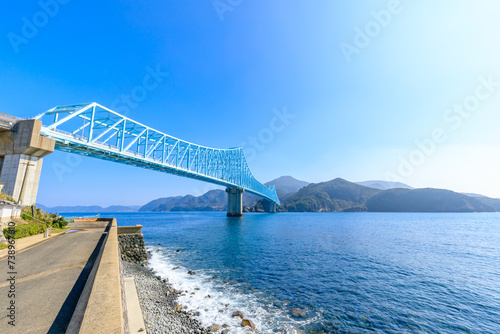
xmin=35 ymin=102 xmax=280 ymax=204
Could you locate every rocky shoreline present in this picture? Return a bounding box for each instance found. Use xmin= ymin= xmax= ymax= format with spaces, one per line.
xmin=119 ymin=233 xmax=305 ymax=333
xmin=123 ymin=261 xmax=270 ymax=333
xmin=123 ymin=260 xmax=211 ymax=334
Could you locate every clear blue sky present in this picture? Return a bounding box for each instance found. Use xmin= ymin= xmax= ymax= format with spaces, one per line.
xmin=2 ymin=0 xmax=500 ymax=206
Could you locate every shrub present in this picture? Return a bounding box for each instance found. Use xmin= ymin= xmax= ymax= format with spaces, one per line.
xmin=52 ymin=217 xmax=68 ymax=229
xmin=3 ymin=222 xmax=46 ymax=239
xmin=21 ymin=206 xmax=68 ymax=228
xmin=21 ymin=213 xmax=34 ymax=221
xmin=0 ymin=192 xmax=16 ymax=202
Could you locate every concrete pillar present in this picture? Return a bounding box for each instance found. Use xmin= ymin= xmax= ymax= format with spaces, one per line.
xmin=0 ymin=119 xmax=55 ymax=206
xmin=267 ymin=201 xmax=277 ymax=213
xmin=0 ymin=154 xmax=43 ymax=205
xmin=226 ymin=188 xmax=244 ymax=217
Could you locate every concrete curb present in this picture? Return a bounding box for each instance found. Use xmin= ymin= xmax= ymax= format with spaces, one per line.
xmin=67 ymin=218 xmax=126 ymax=334
xmin=124 ymin=277 xmax=147 ymax=333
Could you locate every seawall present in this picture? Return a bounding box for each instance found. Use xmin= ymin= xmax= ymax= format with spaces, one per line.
xmin=118 ymin=225 xmax=148 ymax=265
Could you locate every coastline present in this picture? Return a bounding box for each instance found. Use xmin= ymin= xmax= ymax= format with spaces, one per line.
xmin=122 ymin=249 xmax=308 ymax=334
xmin=123 ymin=260 xmax=211 ymax=333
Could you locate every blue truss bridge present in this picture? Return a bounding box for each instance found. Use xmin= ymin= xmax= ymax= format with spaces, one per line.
xmin=32 ymin=102 xmax=279 ymax=214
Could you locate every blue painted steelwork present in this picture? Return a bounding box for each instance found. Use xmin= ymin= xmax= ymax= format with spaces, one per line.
xmin=34 ymin=102 xmax=280 ymax=205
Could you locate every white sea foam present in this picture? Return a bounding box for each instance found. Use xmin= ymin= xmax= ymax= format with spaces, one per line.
xmin=148 ymin=246 xmax=315 ymax=333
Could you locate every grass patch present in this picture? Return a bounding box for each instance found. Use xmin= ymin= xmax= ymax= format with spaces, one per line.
xmin=0 ymin=244 xmax=8 ymax=250
xmin=51 ymin=227 xmax=69 ymax=234
xmin=0 ymin=192 xmax=15 ymax=202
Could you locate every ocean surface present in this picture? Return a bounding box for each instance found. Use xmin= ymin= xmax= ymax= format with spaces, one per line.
xmin=65 ymin=212 xmax=500 ymax=333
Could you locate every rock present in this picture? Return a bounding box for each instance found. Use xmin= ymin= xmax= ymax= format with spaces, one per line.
xmin=232 ymin=311 xmax=244 ymax=319
xmin=118 ymin=234 xmax=147 ymax=265
xmin=191 ymin=292 xmax=195 ymax=295
xmin=206 ymin=294 xmax=211 ymax=298
xmin=291 ymin=308 xmax=306 ymax=318
xmin=222 ymin=324 xmax=230 ymax=328
xmin=221 ymin=330 xmax=230 ymax=334
xmin=293 ymin=327 xmax=306 ymax=334
xmin=176 ymin=249 xmax=182 ymax=253
xmin=176 ymin=304 xmax=183 ymax=312
xmin=188 ymin=270 xmax=196 ymax=275
xmin=172 ymin=266 xmax=180 ymax=270
xmin=241 ymin=319 xmax=257 ymax=331
xmin=210 ymin=324 xmax=221 ymax=332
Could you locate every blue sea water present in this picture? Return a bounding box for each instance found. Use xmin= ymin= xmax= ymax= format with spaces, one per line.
xmin=70 ymin=212 xmax=500 ymax=333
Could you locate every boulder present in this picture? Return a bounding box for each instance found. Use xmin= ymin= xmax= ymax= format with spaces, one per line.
xmin=291 ymin=308 xmax=306 ymax=318
xmin=210 ymin=324 xmax=221 ymax=332
xmin=241 ymin=319 xmax=257 ymax=331
xmin=293 ymin=327 xmax=306 ymax=334
xmin=232 ymin=311 xmax=244 ymax=319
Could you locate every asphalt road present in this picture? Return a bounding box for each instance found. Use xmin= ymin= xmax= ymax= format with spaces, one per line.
xmin=0 ymin=222 xmax=109 ymax=334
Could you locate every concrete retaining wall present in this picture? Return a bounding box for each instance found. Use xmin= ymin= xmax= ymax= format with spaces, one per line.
xmin=118 ymin=225 xmax=147 ymax=265
xmin=117 ymin=225 xmax=143 ymax=235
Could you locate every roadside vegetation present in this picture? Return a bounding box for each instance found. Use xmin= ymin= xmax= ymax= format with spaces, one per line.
xmin=0 ymin=192 xmax=15 ymax=202
xmin=2 ymin=205 xmax=69 ymax=240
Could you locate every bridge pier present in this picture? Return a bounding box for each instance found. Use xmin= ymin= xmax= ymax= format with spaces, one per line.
xmin=0 ymin=119 xmax=55 ymax=205
xmin=267 ymin=201 xmax=277 ymax=213
xmin=226 ymin=188 xmax=244 ymax=217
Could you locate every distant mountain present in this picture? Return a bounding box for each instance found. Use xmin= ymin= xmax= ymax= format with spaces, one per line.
xmin=38 ymin=205 xmax=140 ymax=213
xmin=267 ymin=176 xmax=310 ymax=194
xmin=282 ymin=178 xmax=498 ymax=213
xmin=355 ymin=180 xmax=413 ymax=190
xmin=474 ymin=196 xmax=500 ymax=211
xmin=40 ymin=176 xmax=500 ymax=214
xmin=461 ymin=193 xmax=487 ymax=198
xmin=139 ymin=196 xmax=184 ymax=212
xmin=139 ymin=189 xmax=227 ymax=212
xmin=244 ymin=176 xmax=310 ymax=206
xmin=140 ymin=176 xmax=310 ymax=212
xmin=36 ymin=203 xmax=50 ymax=211
xmin=283 ymin=178 xmax=380 ymax=212
xmin=366 ymin=188 xmax=494 ymax=212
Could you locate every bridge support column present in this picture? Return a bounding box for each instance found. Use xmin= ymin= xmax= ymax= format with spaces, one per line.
xmin=226 ymin=188 xmax=244 ymax=217
xmin=0 ymin=119 xmax=55 ymax=205
xmin=266 ymin=202 xmax=277 ymax=213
